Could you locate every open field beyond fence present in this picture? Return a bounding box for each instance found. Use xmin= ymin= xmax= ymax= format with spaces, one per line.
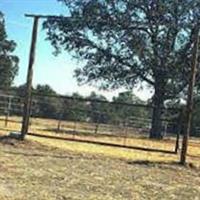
xmin=0 ymin=115 xmax=178 ymax=153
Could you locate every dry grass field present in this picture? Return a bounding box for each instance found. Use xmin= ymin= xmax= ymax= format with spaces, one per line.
xmin=0 ymin=116 xmax=200 ymax=199
xmin=0 ymin=116 xmax=178 ymax=152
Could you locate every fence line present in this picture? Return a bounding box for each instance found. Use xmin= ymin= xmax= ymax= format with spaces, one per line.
xmin=0 ymin=89 xmax=183 ymax=153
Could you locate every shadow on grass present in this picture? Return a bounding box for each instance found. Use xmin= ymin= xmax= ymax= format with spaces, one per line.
xmin=0 ymin=135 xmax=18 ymax=145
xmin=2 ymin=149 xmax=78 ymax=160
xmin=127 ymin=160 xmax=180 ymax=166
xmin=127 ymin=160 xmax=199 ymax=170
xmin=27 ymin=132 xmax=176 ymax=155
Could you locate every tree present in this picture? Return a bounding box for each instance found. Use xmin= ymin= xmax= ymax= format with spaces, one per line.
xmin=0 ymin=11 xmax=18 ymax=88
xmin=33 ymin=84 xmax=62 ymax=119
xmin=43 ymin=0 xmax=200 ymax=139
xmin=62 ymin=92 xmax=88 ymax=122
xmin=112 ymin=91 xmax=148 ymax=125
xmin=113 ymin=91 xmax=143 ymax=104
xmin=87 ymin=91 xmax=108 ymax=123
xmin=191 ymin=95 xmax=200 ymax=137
xmin=14 ymin=84 xmax=34 ymax=97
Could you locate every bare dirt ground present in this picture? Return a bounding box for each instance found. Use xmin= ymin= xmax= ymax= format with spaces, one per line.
xmin=0 ymin=136 xmax=200 ymax=200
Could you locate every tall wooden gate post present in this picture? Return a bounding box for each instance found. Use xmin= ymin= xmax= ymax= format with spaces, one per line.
xmin=175 ymin=108 xmax=183 ymax=154
xmin=5 ymin=96 xmax=12 ymax=127
xmin=180 ymin=27 xmax=199 ymax=164
xmin=20 ymin=16 xmax=39 ymax=140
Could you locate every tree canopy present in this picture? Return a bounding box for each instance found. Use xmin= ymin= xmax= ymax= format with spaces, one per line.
xmin=43 ymin=1 xmax=200 ymax=138
xmin=0 ymin=11 xmax=19 ymax=88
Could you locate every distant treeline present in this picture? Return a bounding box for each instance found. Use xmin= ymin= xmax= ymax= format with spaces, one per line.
xmin=10 ymin=84 xmax=150 ymax=126
xmin=0 ymin=84 xmax=179 ymax=135
xmin=0 ymin=84 xmax=200 ymax=137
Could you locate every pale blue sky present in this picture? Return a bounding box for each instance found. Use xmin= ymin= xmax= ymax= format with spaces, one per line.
xmin=0 ymin=0 xmax=152 ymax=100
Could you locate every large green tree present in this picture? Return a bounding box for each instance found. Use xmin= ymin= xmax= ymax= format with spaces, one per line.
xmin=0 ymin=12 xmax=18 ymax=88
xmin=43 ymin=0 xmax=200 ymax=139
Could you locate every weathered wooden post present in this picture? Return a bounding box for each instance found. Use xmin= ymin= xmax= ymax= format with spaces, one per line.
xmin=5 ymin=96 xmax=12 ymax=127
xmin=94 ymin=113 xmax=100 ymax=135
xmin=20 ymin=16 xmax=39 ymax=140
xmin=175 ymin=108 xmax=183 ymax=154
xmin=57 ymin=113 xmax=63 ymax=133
xmin=180 ymin=27 xmax=199 ymax=165
xmin=123 ymin=119 xmax=128 ymax=146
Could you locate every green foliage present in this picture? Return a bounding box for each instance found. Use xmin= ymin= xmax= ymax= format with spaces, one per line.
xmin=0 ymin=11 xmax=19 ymax=88
xmin=111 ymin=91 xmax=148 ymax=123
xmin=43 ymin=0 xmax=200 ymax=138
xmin=62 ymin=92 xmax=88 ymax=121
xmin=35 ymin=84 xmax=57 ymax=95
xmin=13 ymin=84 xmax=149 ymax=127
xmin=87 ymin=91 xmax=108 ymax=123
xmin=44 ymin=0 xmax=199 ymax=96
xmin=33 ymin=84 xmax=62 ymax=119
xmin=191 ymin=97 xmax=200 ymax=136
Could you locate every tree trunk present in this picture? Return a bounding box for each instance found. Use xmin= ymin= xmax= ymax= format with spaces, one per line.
xmin=150 ymin=82 xmax=165 ymax=139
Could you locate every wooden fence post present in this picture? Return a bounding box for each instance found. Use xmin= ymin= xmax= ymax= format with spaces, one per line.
xmin=94 ymin=113 xmax=100 ymax=135
xmin=123 ymin=119 xmax=128 ymax=146
xmin=5 ymin=96 xmax=12 ymax=127
xmin=175 ymin=108 xmax=183 ymax=154
xmin=57 ymin=113 xmax=63 ymax=133
xmin=21 ymin=16 xmax=39 ymax=140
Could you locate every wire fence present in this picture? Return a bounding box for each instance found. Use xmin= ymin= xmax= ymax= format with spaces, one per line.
xmin=0 ymin=90 xmax=185 ymax=153
xmin=30 ymin=93 xmax=180 ymax=137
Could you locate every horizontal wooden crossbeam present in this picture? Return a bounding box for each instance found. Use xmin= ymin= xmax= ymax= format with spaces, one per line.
xmin=25 ymin=14 xmax=69 ymax=19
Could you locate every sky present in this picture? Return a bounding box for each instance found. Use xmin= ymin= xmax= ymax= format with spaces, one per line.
xmin=0 ymin=0 xmax=153 ymax=101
